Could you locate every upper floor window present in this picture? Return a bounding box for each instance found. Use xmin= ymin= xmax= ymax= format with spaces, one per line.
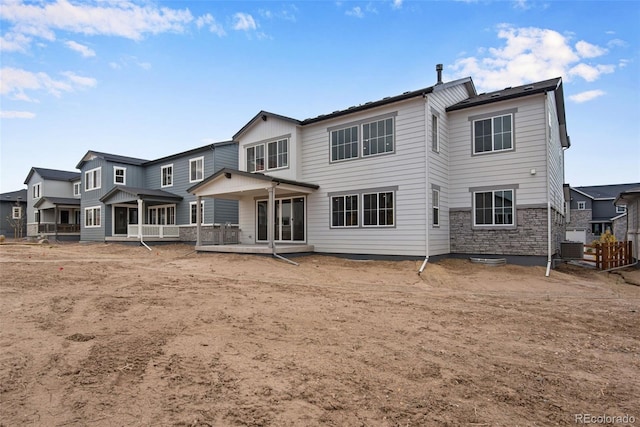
xmin=577 ymin=201 xmax=586 ymax=210
xmin=161 ymin=164 xmax=173 ymax=187
xmin=114 ymin=167 xmax=126 ymax=185
xmin=85 ymin=167 xmax=101 ymax=191
xmin=432 ymin=189 xmax=440 ymax=227
xmin=431 ymin=114 xmax=439 ymax=153
xmin=473 ymin=113 xmax=513 ymax=154
xmin=329 ymin=113 xmax=396 ymax=163
xmin=73 ymin=182 xmax=81 ymax=197
xmin=474 ymin=189 xmax=514 ymax=226
xmin=616 ymin=205 xmax=627 ymax=214
xmin=32 ymin=182 xmax=41 ymax=199
xmin=331 ymin=194 xmax=359 ymax=228
xmin=12 ymin=206 xmax=22 ymax=219
xmin=190 ymin=157 xmax=204 ymax=183
xmin=247 ymin=138 xmax=289 ymax=173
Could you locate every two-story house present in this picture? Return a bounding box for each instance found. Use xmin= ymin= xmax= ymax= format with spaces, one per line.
xmin=189 ymin=69 xmax=571 ymax=266
xmin=0 ymin=189 xmax=27 ymax=239
xmin=566 ymin=183 xmax=640 ymax=243
xmin=23 ymin=167 xmax=82 ymax=240
xmin=75 ymin=142 xmax=238 ymax=242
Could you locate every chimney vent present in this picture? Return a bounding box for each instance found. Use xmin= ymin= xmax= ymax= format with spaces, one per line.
xmin=436 ymin=64 xmax=443 ymax=85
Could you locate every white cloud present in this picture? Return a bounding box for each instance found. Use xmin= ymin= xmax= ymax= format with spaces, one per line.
xmin=346 ymin=7 xmax=364 ymax=18
xmin=0 ymin=32 xmax=32 ymax=52
xmin=448 ymin=25 xmax=618 ymax=92
xmin=196 ymin=13 xmax=226 ymax=37
xmin=569 ymin=90 xmax=605 ymax=103
xmin=575 ymin=40 xmax=607 ymax=58
xmin=607 ymin=38 xmax=627 ymax=48
xmin=0 ymin=110 xmax=36 ymax=119
xmin=65 ymin=40 xmax=95 ymax=57
xmin=392 ymin=0 xmax=403 ymax=9
xmin=0 ymin=0 xmax=193 ymax=50
xmin=0 ymin=66 xmax=96 ymax=100
xmin=232 ymin=13 xmax=257 ymax=31
xmin=512 ymin=0 xmax=531 ymax=10
xmin=259 ymin=6 xmax=298 ymax=22
xmin=618 ymin=59 xmax=630 ymax=68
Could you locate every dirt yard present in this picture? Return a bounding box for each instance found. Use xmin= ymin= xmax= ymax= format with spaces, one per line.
xmin=0 ymin=243 xmax=638 ymax=426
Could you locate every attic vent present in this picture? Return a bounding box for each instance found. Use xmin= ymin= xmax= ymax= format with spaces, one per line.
xmin=524 ymin=85 xmax=534 ymax=91
xmin=490 ymin=93 xmax=501 ymax=98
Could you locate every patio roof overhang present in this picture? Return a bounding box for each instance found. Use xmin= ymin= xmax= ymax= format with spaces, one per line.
xmin=187 ymin=168 xmax=319 ymax=200
xmin=34 ymin=197 xmax=81 ymax=210
xmin=100 ymin=186 xmax=183 ymax=204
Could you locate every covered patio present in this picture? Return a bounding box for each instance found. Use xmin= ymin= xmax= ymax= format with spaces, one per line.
xmin=188 ymin=168 xmax=318 ymax=254
xmin=33 ymin=197 xmax=81 ymax=239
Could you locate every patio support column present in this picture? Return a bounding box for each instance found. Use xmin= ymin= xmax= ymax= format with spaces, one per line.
xmin=137 ymin=198 xmax=143 ymax=238
xmin=196 ymin=195 xmax=202 ymax=246
xmin=54 ymin=205 xmax=58 ymax=239
xmin=267 ymin=183 xmax=276 ymax=250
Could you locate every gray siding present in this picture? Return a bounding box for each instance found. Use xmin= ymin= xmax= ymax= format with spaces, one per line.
xmin=80 ymin=158 xmax=108 ymax=241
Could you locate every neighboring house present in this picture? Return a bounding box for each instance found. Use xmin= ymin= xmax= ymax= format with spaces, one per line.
xmin=23 ymin=167 xmax=82 ymax=241
xmin=565 ymin=183 xmax=640 ymax=244
xmin=615 ymin=187 xmax=640 ymax=261
xmin=0 ymin=189 xmax=27 ymax=239
xmin=189 ymin=69 xmax=570 ymax=264
xmin=75 ymin=142 xmax=238 ymax=242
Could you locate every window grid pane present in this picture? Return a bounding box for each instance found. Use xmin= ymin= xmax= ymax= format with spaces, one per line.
xmin=331 ymin=126 xmax=358 ymax=161
xmin=363 ymin=118 xmax=394 ymax=157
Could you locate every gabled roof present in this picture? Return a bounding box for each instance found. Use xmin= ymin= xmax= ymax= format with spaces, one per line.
xmin=99 ymin=186 xmax=183 ymax=203
xmin=0 ymin=189 xmax=27 ymax=202
xmin=76 ymin=150 xmax=149 ymax=169
xmin=144 ymin=140 xmax=235 ymax=166
xmin=187 ymin=167 xmax=319 ymax=194
xmin=573 ymin=183 xmax=640 ymax=200
xmin=447 ymin=77 xmax=570 ymax=148
xmin=34 ymin=197 xmax=80 ymax=208
xmin=233 ymin=77 xmax=476 ymax=140
xmin=615 ymin=187 xmax=640 ymax=205
xmin=24 ymin=167 xmax=80 ymax=184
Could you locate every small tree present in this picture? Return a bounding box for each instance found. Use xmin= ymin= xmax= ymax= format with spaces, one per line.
xmin=592 ymin=228 xmax=616 ymax=246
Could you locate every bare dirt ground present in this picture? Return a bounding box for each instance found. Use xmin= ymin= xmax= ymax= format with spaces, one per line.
xmin=1 ymin=243 xmax=638 ymax=426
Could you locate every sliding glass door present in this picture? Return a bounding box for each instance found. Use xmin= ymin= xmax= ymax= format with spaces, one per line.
xmin=256 ymin=197 xmax=305 ymax=242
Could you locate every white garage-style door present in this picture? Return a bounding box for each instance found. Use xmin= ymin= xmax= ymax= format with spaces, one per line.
xmin=566 ymin=230 xmax=587 ymax=244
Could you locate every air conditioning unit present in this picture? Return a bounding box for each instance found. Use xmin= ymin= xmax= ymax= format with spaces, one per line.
xmin=561 ymin=241 xmax=584 ymax=260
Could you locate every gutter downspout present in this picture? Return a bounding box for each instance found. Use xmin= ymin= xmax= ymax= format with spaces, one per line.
xmin=419 ymin=94 xmax=430 ymax=275
xmin=545 ymin=94 xmax=552 ymax=276
xmin=138 ymin=198 xmax=151 ymax=251
xmin=266 ymin=182 xmax=298 ymax=266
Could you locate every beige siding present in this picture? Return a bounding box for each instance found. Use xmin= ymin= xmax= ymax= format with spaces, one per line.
xmin=449 ymin=94 xmax=549 ymax=210
xmin=238 ymin=198 xmax=256 ymax=244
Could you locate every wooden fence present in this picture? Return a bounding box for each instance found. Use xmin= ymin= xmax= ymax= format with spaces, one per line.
xmin=584 ymin=241 xmax=633 ymax=270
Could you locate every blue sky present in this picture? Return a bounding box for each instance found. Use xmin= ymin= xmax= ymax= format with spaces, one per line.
xmin=1 ymin=0 xmax=639 ymax=193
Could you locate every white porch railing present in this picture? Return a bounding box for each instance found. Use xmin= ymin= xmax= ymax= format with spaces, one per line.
xmin=127 ymin=224 xmax=180 ymax=238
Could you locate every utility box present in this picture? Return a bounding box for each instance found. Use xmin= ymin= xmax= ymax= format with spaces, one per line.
xmin=561 ymin=241 xmax=584 ymax=260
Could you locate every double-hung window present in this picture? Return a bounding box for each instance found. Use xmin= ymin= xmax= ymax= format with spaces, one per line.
xmin=363 ymin=192 xmax=394 ymax=227
xmin=73 ymin=182 xmax=81 ymax=197
xmin=148 ymin=205 xmax=176 ymax=225
xmin=473 ymin=113 xmax=513 ymax=154
xmin=32 ymin=183 xmax=41 ymax=199
xmin=190 ymin=200 xmax=205 ymax=224
xmin=577 ymin=201 xmax=586 ymax=210
xmin=474 ymin=189 xmax=514 ymax=226
xmin=85 ymin=167 xmax=101 ymax=191
xmin=161 ymin=164 xmax=173 ymax=187
xmin=114 ymin=167 xmax=126 ymax=185
xmin=12 ymin=206 xmax=22 ymax=219
xmin=190 ymin=157 xmax=204 ymax=183
xmin=247 ymin=138 xmax=288 ymax=172
xmin=330 ymin=113 xmax=396 ymax=162
xmin=432 ymin=189 xmax=440 ymax=226
xmin=85 ymin=206 xmax=101 ymax=227
xmin=331 ymin=195 xmax=359 ymax=227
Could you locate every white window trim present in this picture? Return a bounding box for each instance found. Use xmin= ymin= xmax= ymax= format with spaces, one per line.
xmin=147 ymin=204 xmax=176 ymax=225
xmin=432 ymin=189 xmax=440 ymax=227
xmin=161 ymin=164 xmax=173 ymax=188
xmin=32 ymin=182 xmax=42 ymax=199
xmin=85 ymin=167 xmax=102 ymax=191
xmin=431 ymin=114 xmax=439 ymax=153
xmin=471 ymin=112 xmax=515 ymax=155
xmin=84 ymin=206 xmax=101 ymax=228
xmin=190 ymin=200 xmax=205 ymax=225
xmin=577 ymin=201 xmax=586 ymax=210
xmin=330 ymin=194 xmax=359 ymax=228
xmin=113 ymin=166 xmax=126 ymax=185
xmin=73 ymin=182 xmax=81 ymax=197
xmin=472 ymin=189 xmax=515 ymax=227
xmin=616 ymin=205 xmax=626 ymax=213
xmin=12 ymin=206 xmax=22 ymax=219
xmin=189 ymin=157 xmax=204 ymax=183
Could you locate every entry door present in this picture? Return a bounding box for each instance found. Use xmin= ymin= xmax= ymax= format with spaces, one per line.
xmin=256 ymin=197 xmax=305 ymax=242
xmin=60 ymin=210 xmax=70 ymax=224
xmin=114 ymin=206 xmax=128 ymax=235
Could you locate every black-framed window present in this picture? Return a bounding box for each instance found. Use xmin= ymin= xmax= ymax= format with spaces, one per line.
xmin=474 ymin=189 xmax=514 ymax=226
xmin=331 ymin=195 xmax=359 ymax=227
xmin=473 ymin=114 xmax=513 ymax=154
xmin=363 ymin=192 xmax=394 ymax=227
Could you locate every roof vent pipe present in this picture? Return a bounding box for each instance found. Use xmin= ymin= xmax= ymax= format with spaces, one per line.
xmin=436 ymin=64 xmax=443 ymax=85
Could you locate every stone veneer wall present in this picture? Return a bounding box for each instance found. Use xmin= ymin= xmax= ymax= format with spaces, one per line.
xmin=27 ymin=223 xmax=38 ymax=237
xmin=566 ymin=209 xmax=595 ymax=243
xmin=613 ymin=215 xmax=628 ymax=242
xmin=450 ymin=208 xmax=565 ymax=257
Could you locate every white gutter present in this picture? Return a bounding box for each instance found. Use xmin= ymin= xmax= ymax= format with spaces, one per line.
xmin=137 ymin=198 xmax=151 ymax=251
xmin=545 ymin=94 xmax=552 ymax=276
xmin=419 ymin=94 xmax=430 ymax=275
